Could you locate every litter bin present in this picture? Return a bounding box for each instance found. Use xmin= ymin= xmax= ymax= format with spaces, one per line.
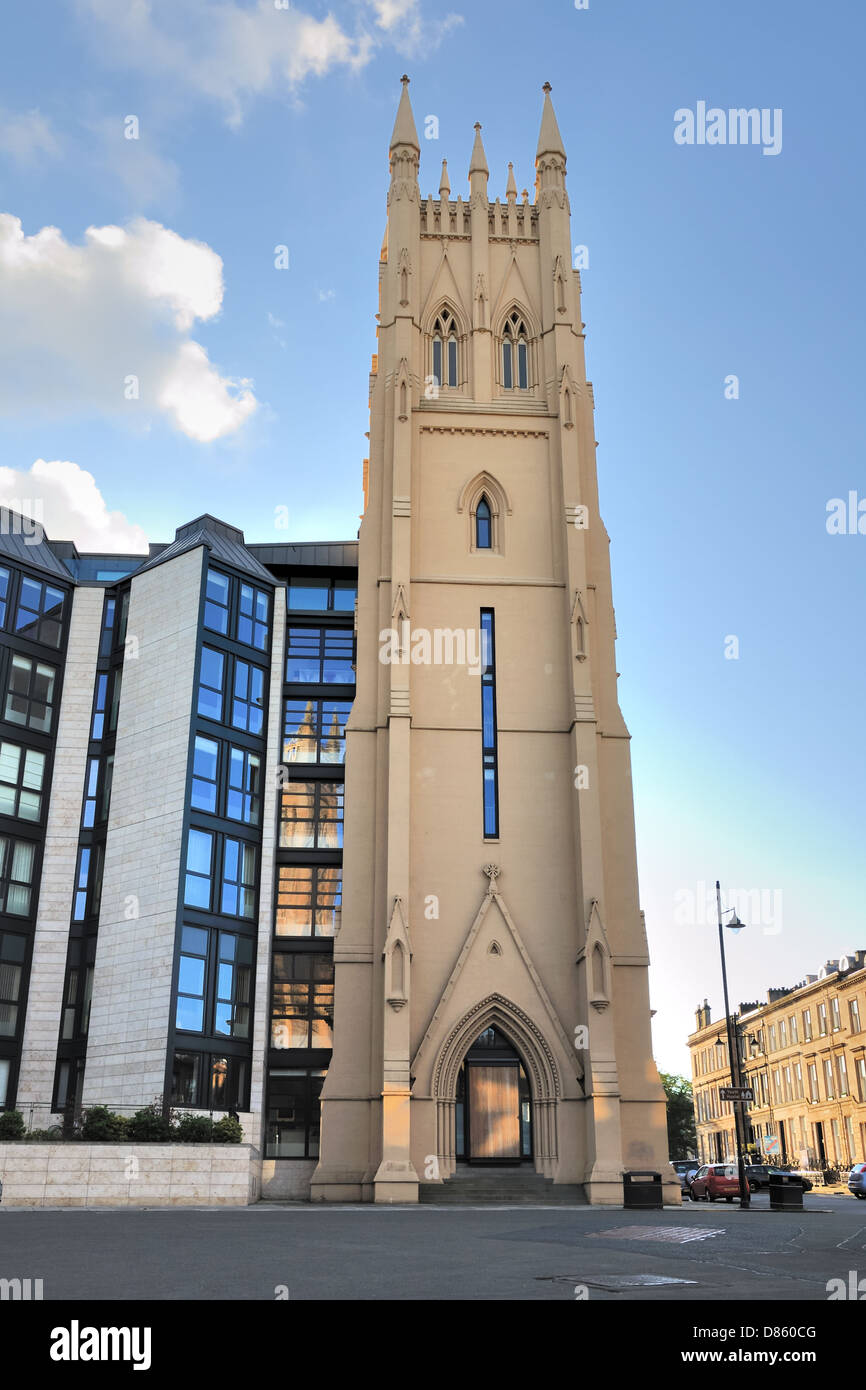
xmin=623 ymin=1170 xmax=663 ymax=1209
xmin=769 ymin=1172 xmax=803 ymax=1211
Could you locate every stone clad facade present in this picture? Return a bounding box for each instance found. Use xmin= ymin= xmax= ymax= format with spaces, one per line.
xmin=310 ymin=80 xmax=674 ymax=1205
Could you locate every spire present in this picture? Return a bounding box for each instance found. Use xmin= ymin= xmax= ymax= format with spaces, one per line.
xmin=505 ymin=161 xmax=518 ymax=203
xmin=536 ymin=81 xmax=566 ymax=160
xmin=389 ymin=74 xmax=420 ymax=152
xmin=439 ymin=159 xmax=451 ymax=199
xmin=469 ymin=122 xmax=489 ymax=177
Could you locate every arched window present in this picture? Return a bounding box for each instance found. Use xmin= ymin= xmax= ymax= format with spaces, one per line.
xmin=475 ymin=496 xmax=492 ymax=549
xmin=432 ymin=310 xmax=458 ymax=389
xmin=502 ymin=311 xmax=529 ymax=390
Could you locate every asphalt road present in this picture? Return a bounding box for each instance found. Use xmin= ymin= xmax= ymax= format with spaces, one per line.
xmin=2 ymin=1191 xmax=865 ymax=1300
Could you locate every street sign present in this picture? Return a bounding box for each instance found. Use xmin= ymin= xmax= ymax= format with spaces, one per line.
xmin=763 ymin=1134 xmax=780 ymax=1154
xmin=719 ymin=1086 xmax=754 ymax=1102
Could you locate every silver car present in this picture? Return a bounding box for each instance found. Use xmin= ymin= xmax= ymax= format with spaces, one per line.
xmin=848 ymin=1162 xmax=866 ymax=1199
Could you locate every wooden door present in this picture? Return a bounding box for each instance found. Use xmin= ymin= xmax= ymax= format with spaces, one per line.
xmin=468 ymin=1063 xmax=521 ymax=1160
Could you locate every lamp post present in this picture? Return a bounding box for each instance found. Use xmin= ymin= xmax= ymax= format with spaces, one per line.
xmin=748 ymin=1036 xmax=775 ymax=1162
xmin=716 ymin=880 xmax=751 ymax=1208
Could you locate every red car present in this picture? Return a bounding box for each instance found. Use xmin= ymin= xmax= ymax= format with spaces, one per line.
xmin=688 ymin=1163 xmax=742 ymax=1202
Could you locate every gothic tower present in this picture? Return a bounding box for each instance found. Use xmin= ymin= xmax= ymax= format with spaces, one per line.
xmin=311 ymin=78 xmax=677 ymax=1205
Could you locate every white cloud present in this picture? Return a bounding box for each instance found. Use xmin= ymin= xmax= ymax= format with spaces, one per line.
xmin=0 ymin=213 xmax=257 ymax=442
xmin=0 ymin=460 xmax=149 ymax=553
xmin=76 ymin=0 xmax=462 ymax=124
xmin=0 ymin=109 xmax=60 ymax=165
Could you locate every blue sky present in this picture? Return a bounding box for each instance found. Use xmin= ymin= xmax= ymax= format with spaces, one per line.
xmin=1 ymin=0 xmax=863 ymax=1073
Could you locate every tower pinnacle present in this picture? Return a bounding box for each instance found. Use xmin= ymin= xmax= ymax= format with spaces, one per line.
xmin=390 ymin=74 xmax=420 ymax=152
xmin=469 ymin=122 xmax=489 ymax=178
xmin=536 ymin=81 xmax=566 ymax=160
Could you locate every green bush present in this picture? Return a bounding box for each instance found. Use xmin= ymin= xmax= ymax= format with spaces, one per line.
xmin=175 ymin=1113 xmax=214 ymax=1143
xmin=24 ymin=1126 xmax=63 ymax=1142
xmin=127 ymin=1103 xmax=172 ymax=1142
xmin=211 ymin=1115 xmax=243 ymax=1144
xmin=0 ymin=1109 xmax=25 ymax=1139
xmin=81 ymin=1106 xmax=129 ymax=1142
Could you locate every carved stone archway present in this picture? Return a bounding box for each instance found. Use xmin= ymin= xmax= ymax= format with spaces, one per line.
xmin=431 ymin=992 xmax=560 ymax=1179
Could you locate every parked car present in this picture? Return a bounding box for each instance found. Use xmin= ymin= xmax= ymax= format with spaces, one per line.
xmin=745 ymin=1163 xmax=813 ymax=1192
xmin=848 ymin=1162 xmax=866 ymax=1199
xmin=688 ymin=1163 xmax=742 ymax=1202
xmin=670 ymin=1160 xmax=699 ymax=1194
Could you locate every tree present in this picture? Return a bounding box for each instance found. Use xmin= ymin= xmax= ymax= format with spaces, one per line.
xmin=660 ymin=1072 xmax=697 ymax=1159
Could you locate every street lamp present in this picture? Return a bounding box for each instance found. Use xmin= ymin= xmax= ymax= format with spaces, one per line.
xmin=716 ymin=880 xmax=751 ymax=1209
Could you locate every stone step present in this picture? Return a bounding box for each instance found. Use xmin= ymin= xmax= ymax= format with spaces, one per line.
xmin=419 ymin=1166 xmax=587 ymax=1204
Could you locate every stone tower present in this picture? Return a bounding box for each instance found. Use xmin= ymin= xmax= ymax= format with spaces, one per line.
xmin=311 ymin=78 xmax=677 ymax=1205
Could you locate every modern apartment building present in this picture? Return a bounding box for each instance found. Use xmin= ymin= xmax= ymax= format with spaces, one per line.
xmin=689 ymin=952 xmax=866 ymax=1171
xmin=2 ymin=514 xmax=356 ymax=1200
xmin=1 ymin=79 xmax=676 ymax=1204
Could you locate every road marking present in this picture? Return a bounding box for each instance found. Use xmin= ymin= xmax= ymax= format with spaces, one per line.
xmin=590 ymin=1225 xmax=724 ymax=1244
xmin=537 ymin=1273 xmax=697 ymax=1289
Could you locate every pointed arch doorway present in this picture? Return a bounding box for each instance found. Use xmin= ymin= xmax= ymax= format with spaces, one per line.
xmin=456 ymin=1026 xmax=532 ymax=1164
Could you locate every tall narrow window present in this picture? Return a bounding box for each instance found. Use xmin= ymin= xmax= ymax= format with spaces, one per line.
xmin=502 ymin=311 xmax=529 ymax=390
xmin=475 ymin=497 xmax=492 ymax=550
xmin=431 ymin=310 xmax=458 ymax=388
xmin=480 ymin=609 xmax=498 ymax=838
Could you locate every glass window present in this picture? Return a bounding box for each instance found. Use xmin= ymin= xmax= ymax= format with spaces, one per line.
xmin=288 ymin=579 xmax=329 ymax=611
xmin=431 ymin=310 xmax=458 ymax=389
xmin=0 ymin=930 xmax=26 ymax=1038
xmin=265 ymin=1069 xmax=327 ymax=1158
xmin=502 ymin=311 xmax=529 ymax=391
xmin=803 ymin=1008 xmax=812 ymax=1041
xmin=238 ymin=584 xmax=269 ymax=651
xmin=283 ymin=700 xmax=350 ymax=764
xmin=191 ymin=736 xmax=219 ymax=813
xmin=215 ymin=932 xmax=253 ymax=1038
xmin=0 ymin=741 xmax=45 ymax=821
xmin=850 ymin=998 xmax=861 ymax=1033
xmin=4 ymin=654 xmax=57 ymax=733
xmin=818 ymin=1002 xmax=828 ymax=1036
xmin=231 ymin=659 xmax=265 ymax=735
xmin=276 ymin=864 xmax=341 ymax=938
xmin=279 ymin=781 xmax=344 ymax=849
xmin=287 ymin=580 xmax=357 ymax=613
xmin=91 ymin=673 xmax=108 ymax=740
xmin=221 ymin=837 xmax=257 ymax=919
xmin=227 ymin=748 xmax=261 ymax=825
xmin=170 ymin=1050 xmax=248 ymax=1111
xmin=0 ymin=836 xmax=35 ymax=915
xmin=14 ymin=576 xmax=66 ymax=648
xmin=480 ymin=609 xmax=498 ymax=837
xmin=117 ymin=590 xmax=130 ymax=647
xmin=108 ymin=668 xmax=122 ymax=733
xmin=837 ymin=1053 xmax=849 ymax=1095
xmin=823 ymin=1058 xmax=835 ymax=1098
xmin=831 ymin=997 xmax=841 ymax=1031
xmin=808 ymin=1062 xmax=819 ymax=1101
xmin=198 ymin=647 xmax=225 ymax=722
xmin=286 ymin=627 xmax=354 ymax=685
xmin=0 ymin=568 xmax=9 ymax=628
xmin=333 ymin=581 xmax=356 ymax=612
xmin=270 ymin=954 xmax=334 ymax=1050
xmin=475 ymin=497 xmax=492 ymax=549
xmin=204 ymin=569 xmax=230 ymax=635
xmin=176 ymin=926 xmax=208 ymax=1033
xmin=99 ymin=597 xmax=116 ymax=657
xmin=184 ymin=828 xmax=214 ymax=909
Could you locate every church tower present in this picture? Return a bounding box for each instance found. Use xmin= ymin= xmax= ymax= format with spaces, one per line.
xmin=311 ymin=79 xmax=677 ymax=1205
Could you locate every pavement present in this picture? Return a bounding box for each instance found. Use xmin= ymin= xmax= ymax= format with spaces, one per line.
xmin=3 ymin=1189 xmax=866 ymax=1300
